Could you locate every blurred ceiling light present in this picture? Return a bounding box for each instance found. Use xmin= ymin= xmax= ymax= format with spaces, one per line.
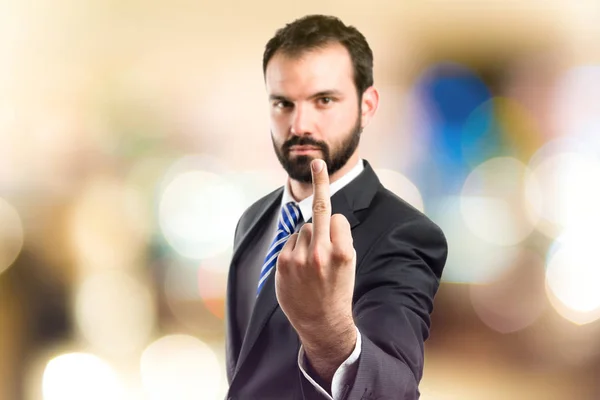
xmin=470 ymin=249 xmax=546 ymax=334
xmin=42 ymin=352 xmax=123 ymax=400
xmin=0 ymin=197 xmax=24 ymax=275
xmin=460 ymin=157 xmax=540 ymax=247
xmin=75 ymin=270 xmax=155 ymax=357
xmin=158 ymin=168 xmax=245 ymax=260
xmin=527 ymin=150 xmax=600 ymax=239
xmin=375 ymin=168 xmax=425 ymax=213
xmin=429 ymin=196 xmax=521 ymax=284
xmin=140 ymin=334 xmax=223 ymax=400
xmin=68 ymin=175 xmax=150 ymax=273
xmin=546 ymin=229 xmax=600 ymax=325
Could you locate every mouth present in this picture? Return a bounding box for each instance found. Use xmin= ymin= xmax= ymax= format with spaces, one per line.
xmin=289 ymin=146 xmax=321 ymax=155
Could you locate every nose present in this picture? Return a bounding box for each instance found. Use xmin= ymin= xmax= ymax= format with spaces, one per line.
xmin=290 ymin=104 xmax=314 ymax=136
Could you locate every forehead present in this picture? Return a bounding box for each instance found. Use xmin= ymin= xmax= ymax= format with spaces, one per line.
xmin=265 ymin=43 xmax=355 ymax=98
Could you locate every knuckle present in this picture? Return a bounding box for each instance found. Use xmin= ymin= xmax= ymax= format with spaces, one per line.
xmin=292 ymin=253 xmax=305 ymax=266
xmin=277 ymin=251 xmax=291 ymax=266
xmin=309 ymin=247 xmax=323 ymax=267
xmin=332 ymin=246 xmax=353 ymax=263
xmin=299 ymin=223 xmax=312 ymax=235
xmin=312 ymin=199 xmax=329 ymax=214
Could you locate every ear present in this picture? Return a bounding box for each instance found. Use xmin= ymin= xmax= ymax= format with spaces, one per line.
xmin=360 ymin=86 xmax=379 ymax=129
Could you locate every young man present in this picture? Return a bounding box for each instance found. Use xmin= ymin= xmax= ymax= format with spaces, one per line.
xmin=225 ymin=15 xmax=448 ymax=400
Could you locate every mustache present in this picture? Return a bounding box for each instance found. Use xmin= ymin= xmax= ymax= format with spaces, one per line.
xmin=282 ymin=136 xmax=327 ymax=152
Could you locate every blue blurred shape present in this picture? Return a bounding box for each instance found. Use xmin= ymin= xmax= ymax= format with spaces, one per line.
xmin=420 ymin=63 xmax=492 ymax=126
xmin=411 ymin=62 xmax=493 ymax=196
xmin=462 ymin=100 xmax=503 ymax=166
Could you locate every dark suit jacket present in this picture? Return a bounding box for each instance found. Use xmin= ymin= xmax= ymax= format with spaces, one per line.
xmin=225 ymin=160 xmax=448 ymax=400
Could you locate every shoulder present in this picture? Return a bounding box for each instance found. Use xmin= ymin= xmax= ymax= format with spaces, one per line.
xmin=369 ymin=186 xmax=445 ymax=240
xmin=355 ymin=185 xmax=448 ymax=278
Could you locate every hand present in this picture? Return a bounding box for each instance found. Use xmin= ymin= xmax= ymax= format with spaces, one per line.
xmin=275 ymin=159 xmax=356 ymax=338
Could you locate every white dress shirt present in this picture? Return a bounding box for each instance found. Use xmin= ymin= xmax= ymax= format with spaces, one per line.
xmin=279 ymin=158 xmax=364 ymax=400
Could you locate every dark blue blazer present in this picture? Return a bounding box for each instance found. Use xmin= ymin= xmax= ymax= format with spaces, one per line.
xmin=225 ymin=160 xmax=448 ymax=400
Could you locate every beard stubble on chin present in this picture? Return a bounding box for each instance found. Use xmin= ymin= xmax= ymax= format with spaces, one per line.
xmin=272 ymin=113 xmax=363 ymax=183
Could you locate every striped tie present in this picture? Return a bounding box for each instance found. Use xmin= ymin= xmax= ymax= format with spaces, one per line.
xmin=257 ymin=202 xmax=302 ymax=296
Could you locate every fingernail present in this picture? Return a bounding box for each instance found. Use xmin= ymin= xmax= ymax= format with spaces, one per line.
xmin=312 ymin=159 xmax=324 ymax=173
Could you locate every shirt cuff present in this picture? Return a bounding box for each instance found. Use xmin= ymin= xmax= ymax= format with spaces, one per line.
xmin=297 ymin=326 xmax=362 ymax=400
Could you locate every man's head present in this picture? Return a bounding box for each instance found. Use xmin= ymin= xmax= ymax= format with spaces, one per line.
xmin=263 ymin=15 xmax=378 ymax=183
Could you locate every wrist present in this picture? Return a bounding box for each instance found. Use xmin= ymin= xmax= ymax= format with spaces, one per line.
xmin=297 ymin=313 xmax=355 ymax=344
xmin=300 ymin=323 xmax=357 ymax=383
xmin=300 ymin=319 xmax=357 ymax=357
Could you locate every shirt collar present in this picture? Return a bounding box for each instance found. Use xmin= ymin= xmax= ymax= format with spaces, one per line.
xmin=281 ymin=158 xmax=364 ymax=222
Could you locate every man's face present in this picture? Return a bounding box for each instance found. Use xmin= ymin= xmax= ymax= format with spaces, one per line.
xmin=265 ymin=43 xmax=363 ymax=183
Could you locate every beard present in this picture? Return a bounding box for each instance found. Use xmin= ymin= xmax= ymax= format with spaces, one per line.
xmin=271 ymin=113 xmax=363 ymax=183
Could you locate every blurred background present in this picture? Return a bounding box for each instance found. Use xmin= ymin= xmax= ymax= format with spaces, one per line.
xmin=1 ymin=0 xmax=599 ymax=399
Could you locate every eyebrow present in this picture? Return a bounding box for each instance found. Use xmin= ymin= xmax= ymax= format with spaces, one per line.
xmin=268 ymin=90 xmax=344 ymax=102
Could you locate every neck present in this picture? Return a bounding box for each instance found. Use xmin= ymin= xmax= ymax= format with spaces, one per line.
xmin=288 ymin=154 xmax=359 ymax=202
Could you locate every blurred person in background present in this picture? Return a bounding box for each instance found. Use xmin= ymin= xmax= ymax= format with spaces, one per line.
xmin=225 ymin=14 xmax=448 ymax=400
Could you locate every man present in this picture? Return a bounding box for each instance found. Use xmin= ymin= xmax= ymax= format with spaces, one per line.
xmin=225 ymin=15 xmax=448 ymax=400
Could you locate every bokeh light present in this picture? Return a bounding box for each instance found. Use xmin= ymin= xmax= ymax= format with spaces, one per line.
xmin=164 ymin=260 xmax=226 ymax=332
xmin=470 ymin=249 xmax=546 ymax=333
xmin=553 ymin=65 xmax=600 ymax=155
xmin=197 ymin=265 xmax=227 ymax=320
xmin=375 ymin=168 xmax=425 ymax=212
xmin=527 ymin=149 xmax=600 ymax=238
xmin=431 ymin=197 xmax=522 ymax=284
xmin=140 ymin=334 xmax=223 ymax=400
xmin=225 ymin=169 xmax=286 ymax=213
xmin=462 ymin=97 xmax=543 ymax=165
xmin=75 ymin=270 xmax=155 ymax=356
xmin=158 ymin=156 xmax=246 ymax=260
xmin=460 ymin=157 xmax=540 ymax=246
xmin=546 ymin=229 xmax=600 ymax=325
xmin=410 ymin=62 xmax=492 ymax=195
xmin=0 ymin=196 xmax=24 ymax=275
xmin=42 ymin=352 xmax=123 ymax=400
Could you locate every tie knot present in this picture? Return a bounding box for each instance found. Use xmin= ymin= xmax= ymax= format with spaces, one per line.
xmin=278 ymin=202 xmax=301 ymax=234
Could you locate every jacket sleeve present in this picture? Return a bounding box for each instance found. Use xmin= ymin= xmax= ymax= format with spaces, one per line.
xmin=344 ymin=217 xmax=448 ymax=400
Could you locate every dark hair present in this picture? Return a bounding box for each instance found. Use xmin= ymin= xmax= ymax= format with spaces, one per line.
xmin=262 ymin=15 xmax=374 ymax=95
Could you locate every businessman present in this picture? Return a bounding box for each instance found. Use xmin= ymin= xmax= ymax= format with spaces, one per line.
xmin=225 ymin=15 xmax=448 ymax=400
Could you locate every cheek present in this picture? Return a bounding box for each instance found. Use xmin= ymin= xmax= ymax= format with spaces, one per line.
xmin=322 ymin=105 xmax=357 ymax=135
xmin=270 ymin=113 xmax=288 ymax=135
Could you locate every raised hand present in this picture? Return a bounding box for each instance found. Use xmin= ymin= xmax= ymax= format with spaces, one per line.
xmin=275 ymin=158 xmax=356 ymax=340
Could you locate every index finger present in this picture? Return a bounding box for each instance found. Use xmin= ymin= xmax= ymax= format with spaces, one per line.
xmin=311 ymin=159 xmax=331 ymax=243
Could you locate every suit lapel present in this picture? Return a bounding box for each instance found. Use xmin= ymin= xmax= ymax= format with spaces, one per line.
xmin=307 ymin=187 xmax=359 ymax=227
xmin=230 ymin=189 xmax=283 ymax=267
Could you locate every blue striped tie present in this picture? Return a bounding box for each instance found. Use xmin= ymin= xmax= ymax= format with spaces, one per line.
xmin=257 ymin=202 xmax=302 ymax=296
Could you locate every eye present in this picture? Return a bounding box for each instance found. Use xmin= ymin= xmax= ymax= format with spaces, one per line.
xmin=274 ymin=100 xmax=293 ymax=109
xmin=318 ymin=97 xmax=334 ymax=106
